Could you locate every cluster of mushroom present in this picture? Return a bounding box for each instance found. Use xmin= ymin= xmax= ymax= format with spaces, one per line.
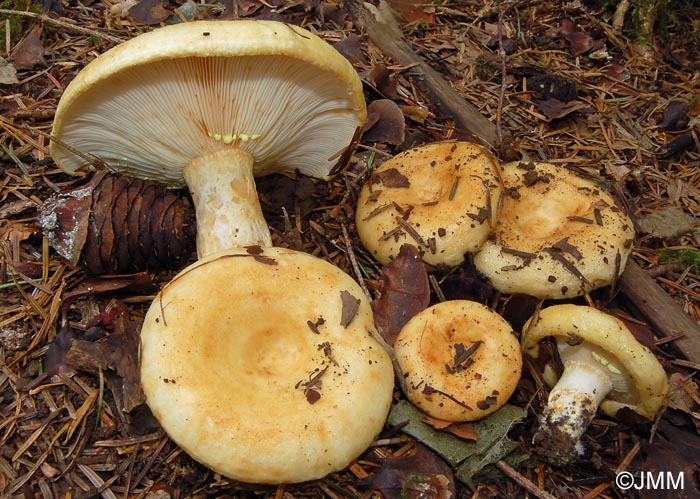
xmin=355 ymin=141 xmax=668 ymax=464
xmin=50 ymin=20 xmax=396 ymax=484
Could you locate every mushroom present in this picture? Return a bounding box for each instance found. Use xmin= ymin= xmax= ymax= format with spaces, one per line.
xmin=140 ymin=246 xmax=395 ymax=484
xmin=50 ymin=20 xmax=366 ymax=258
xmin=394 ymin=300 xmax=522 ymax=422
xmin=473 ymin=161 xmax=635 ymax=299
xmin=521 ymin=304 xmax=668 ymax=464
xmin=355 ymin=141 xmax=503 ymax=266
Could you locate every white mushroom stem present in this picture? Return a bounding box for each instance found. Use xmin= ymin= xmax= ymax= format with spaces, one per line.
xmin=534 ymin=342 xmax=615 ymax=464
xmin=183 ymin=148 xmax=272 ymax=258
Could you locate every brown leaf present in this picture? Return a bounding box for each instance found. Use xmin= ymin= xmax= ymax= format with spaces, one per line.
xmin=363 ymin=99 xmax=406 ymax=146
xmin=560 ymin=18 xmax=592 ymax=56
xmin=533 ymin=98 xmax=591 ymax=120
xmin=659 ymin=100 xmax=690 ymax=131
xmin=637 ymin=207 xmax=693 ymax=240
xmin=385 ymin=0 xmax=435 ymax=24
xmin=400 ymin=104 xmax=431 ymax=124
xmin=423 ymin=416 xmax=478 ymax=441
xmin=372 ymin=244 xmax=430 ymax=344
xmin=635 ymin=418 xmax=700 ymax=499
xmin=340 ymin=290 xmax=361 ymax=327
xmin=11 ymin=26 xmax=46 ymax=69
xmin=40 ymin=310 xmax=145 ymax=412
xmin=356 ymin=443 xmax=455 ymax=499
xmin=666 ymin=373 xmax=700 ymax=422
xmin=374 ymin=167 xmax=410 ymax=188
xmin=333 ymin=34 xmax=368 ymax=66
xmin=368 ymin=64 xmax=399 ymax=100
xmin=129 ymin=0 xmax=171 ymax=24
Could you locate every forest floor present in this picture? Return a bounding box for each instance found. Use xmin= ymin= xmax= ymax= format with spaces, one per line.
xmin=1 ymin=0 xmax=700 ymax=498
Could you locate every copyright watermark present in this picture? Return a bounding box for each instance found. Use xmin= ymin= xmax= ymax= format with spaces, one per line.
xmin=615 ymin=471 xmax=685 ymax=491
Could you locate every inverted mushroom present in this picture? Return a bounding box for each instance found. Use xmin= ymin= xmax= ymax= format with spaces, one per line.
xmin=522 ymin=304 xmax=668 ymax=464
xmin=355 ymin=142 xmax=503 ymax=266
xmin=140 ymin=246 xmax=395 ymax=483
xmin=474 ymin=161 xmax=635 ymax=299
xmin=50 ymin=20 xmax=366 ymax=257
xmin=394 ymin=300 xmax=522 ymax=422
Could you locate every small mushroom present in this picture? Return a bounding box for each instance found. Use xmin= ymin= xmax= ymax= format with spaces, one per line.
xmin=522 ymin=304 xmax=668 ymax=464
xmin=394 ymin=300 xmax=522 ymax=422
xmin=355 ymin=142 xmax=503 ymax=266
xmin=50 ymin=20 xmax=366 ymax=258
xmin=474 ymin=161 xmax=635 ymax=299
xmin=140 ymin=246 xmax=395 ymax=484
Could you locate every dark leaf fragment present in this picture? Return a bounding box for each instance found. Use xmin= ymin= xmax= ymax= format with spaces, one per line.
xmin=129 ymin=0 xmax=171 ymax=24
xmin=356 ymin=443 xmax=456 ymax=499
xmin=40 ymin=172 xmax=196 ymax=275
xmin=362 ymin=99 xmax=406 ymax=145
xmin=373 ymin=168 xmax=411 ymax=188
xmin=340 ymin=290 xmax=361 ymax=327
xmin=371 ymin=244 xmax=430 ymax=344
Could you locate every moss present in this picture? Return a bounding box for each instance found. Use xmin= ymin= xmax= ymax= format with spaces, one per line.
xmin=0 ymin=0 xmax=44 ymax=53
xmin=659 ymin=248 xmax=700 ymax=274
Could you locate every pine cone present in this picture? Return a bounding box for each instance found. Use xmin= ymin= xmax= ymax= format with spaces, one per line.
xmin=39 ymin=171 xmax=196 ymax=274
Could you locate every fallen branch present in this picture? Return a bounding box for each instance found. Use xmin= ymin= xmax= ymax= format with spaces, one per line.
xmin=344 ymin=0 xmax=497 ymax=148
xmin=0 ymin=9 xmax=125 ymax=44
xmin=618 ymin=259 xmax=700 ymax=364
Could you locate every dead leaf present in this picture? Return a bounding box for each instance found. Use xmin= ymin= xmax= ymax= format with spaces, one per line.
xmin=340 ymin=290 xmax=361 ymax=327
xmin=635 ymin=418 xmax=700 ymax=499
xmin=560 ymin=18 xmax=593 ymax=56
xmin=368 ymin=63 xmax=399 ymax=99
xmin=363 ymin=99 xmax=406 ymax=146
xmin=533 ymin=98 xmax=592 ymax=120
xmin=373 ymin=167 xmax=411 ymax=188
xmin=423 ymin=416 xmax=478 ymax=441
xmin=387 ymin=399 xmax=528 ymax=483
xmin=39 ymin=172 xmax=103 ymax=267
xmin=0 ymin=57 xmax=20 ymax=85
xmin=385 ymin=0 xmax=434 ymax=24
xmin=129 ymin=0 xmax=171 ymax=24
xmin=602 ymin=60 xmax=630 ymax=82
xmin=637 ymin=207 xmax=693 ymax=240
xmin=438 ymin=257 xmax=494 ymax=305
xmin=372 ymin=244 xmax=430 ymax=344
xmin=667 ymin=373 xmax=700 ymax=422
xmin=333 ymin=34 xmax=368 ymax=66
xmin=356 ymin=443 xmax=455 ymax=499
xmin=11 ymin=26 xmax=46 ymax=69
xmin=399 ymin=104 xmax=431 ymax=124
xmin=659 ymin=100 xmax=690 ymax=131
xmin=50 ymin=314 xmax=145 ymax=412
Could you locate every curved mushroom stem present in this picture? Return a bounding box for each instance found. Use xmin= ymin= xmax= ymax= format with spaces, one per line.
xmin=533 ymin=343 xmax=613 ymax=464
xmin=184 ymin=148 xmax=271 ymax=258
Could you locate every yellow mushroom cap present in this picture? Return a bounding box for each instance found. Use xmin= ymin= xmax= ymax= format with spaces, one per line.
xmin=140 ymin=246 xmax=394 ymax=484
xmin=394 ymin=300 xmax=522 ymax=422
xmin=522 ymin=304 xmax=668 ymax=419
xmin=355 ymin=142 xmax=503 ymax=266
xmin=474 ymin=161 xmax=635 ymax=299
xmin=51 ymin=20 xmax=366 ymax=188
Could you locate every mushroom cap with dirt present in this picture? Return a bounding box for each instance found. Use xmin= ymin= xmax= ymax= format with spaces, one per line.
xmin=51 ymin=20 xmax=366 ymax=257
xmin=521 ymin=304 xmax=668 ymax=464
xmin=474 ymin=161 xmax=635 ymax=299
xmin=355 ymin=141 xmax=504 ymax=267
xmin=394 ymin=300 xmax=522 ymax=422
xmin=139 ymin=246 xmax=395 ymax=484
